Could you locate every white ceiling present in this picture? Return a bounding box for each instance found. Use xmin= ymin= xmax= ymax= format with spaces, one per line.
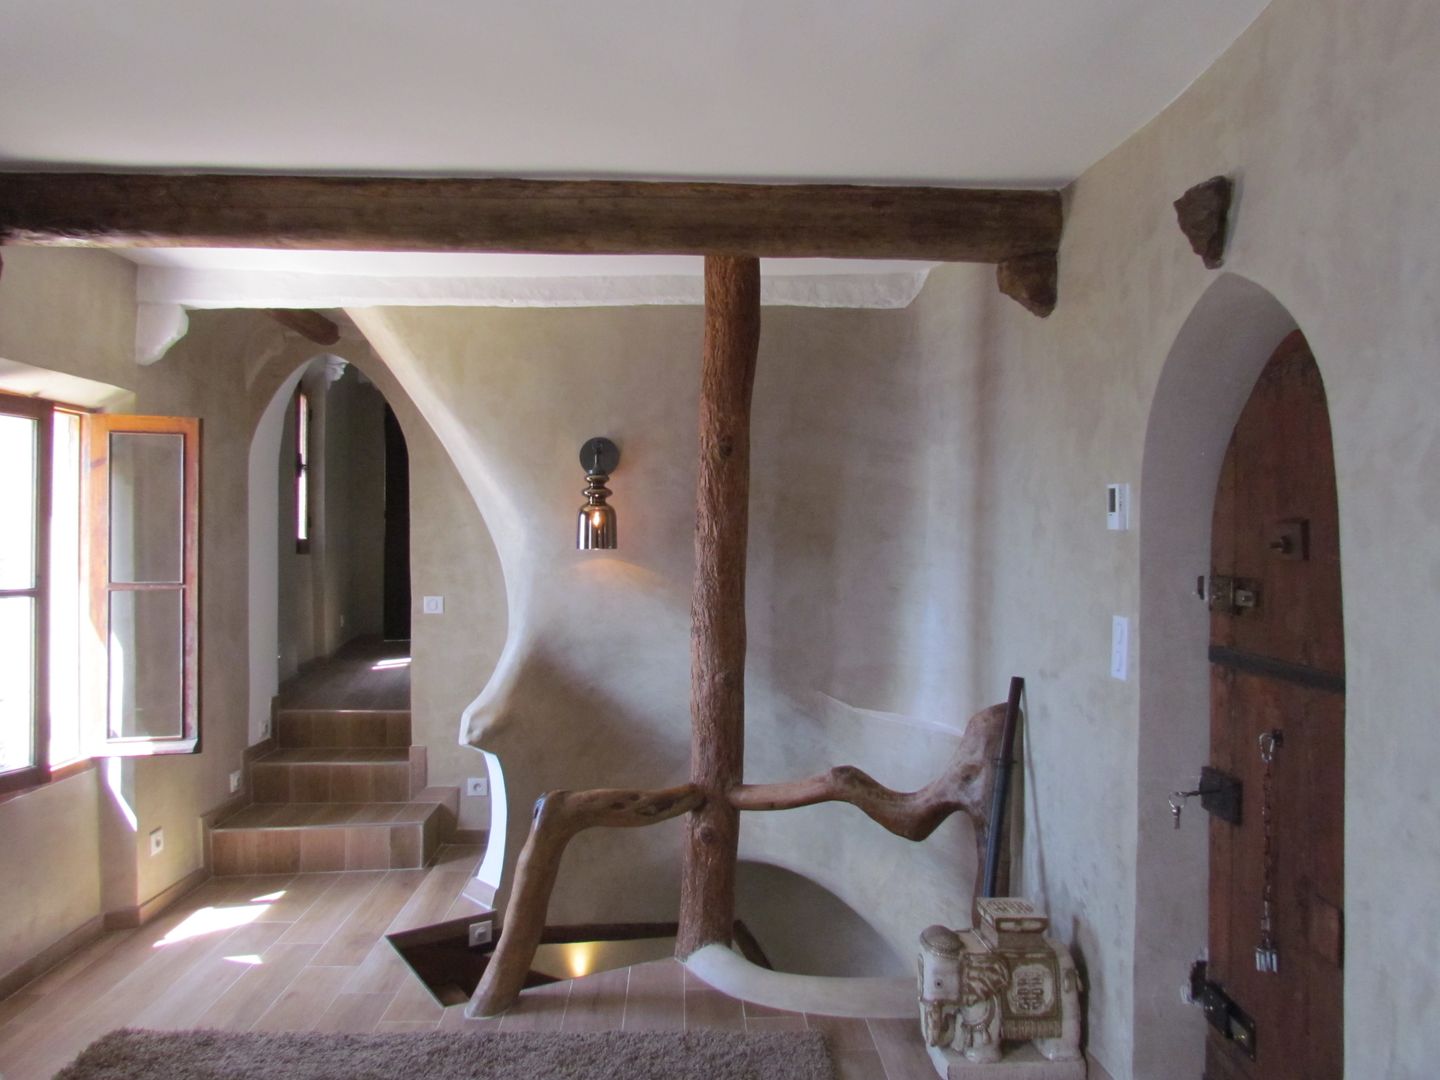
xmin=0 ymin=0 xmax=1271 ymax=307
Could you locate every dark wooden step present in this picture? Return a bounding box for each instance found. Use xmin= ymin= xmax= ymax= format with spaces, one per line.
xmin=250 ymin=747 xmax=424 ymax=803
xmin=274 ymin=709 xmax=411 ymax=749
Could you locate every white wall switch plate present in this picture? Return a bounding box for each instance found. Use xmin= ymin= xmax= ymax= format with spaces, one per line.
xmin=468 ymin=920 xmax=493 ymax=947
xmin=149 ymin=827 xmax=165 ymax=856
xmin=466 ymin=776 xmax=489 ymax=798
xmin=1110 ymin=615 xmax=1129 ymax=681
xmin=1106 ymin=483 xmax=1130 ymax=531
xmin=422 ymin=595 xmax=444 ymax=615
xmin=229 ymin=769 xmax=243 ymax=794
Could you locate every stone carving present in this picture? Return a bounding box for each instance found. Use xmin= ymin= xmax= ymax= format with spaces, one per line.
xmin=919 ymin=899 xmax=1084 ymax=1077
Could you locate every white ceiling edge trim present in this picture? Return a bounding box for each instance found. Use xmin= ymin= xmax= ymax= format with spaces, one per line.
xmin=135 ymin=266 xmax=931 ymax=310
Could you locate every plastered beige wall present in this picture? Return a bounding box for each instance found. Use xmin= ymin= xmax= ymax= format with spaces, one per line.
xmin=906 ymin=0 xmax=1440 ymax=1075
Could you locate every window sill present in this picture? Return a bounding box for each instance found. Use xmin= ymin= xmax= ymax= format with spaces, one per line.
xmin=0 ymin=758 xmax=96 ymax=806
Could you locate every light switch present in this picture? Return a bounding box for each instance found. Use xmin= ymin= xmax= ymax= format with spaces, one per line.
xmin=422 ymin=595 xmax=444 ymax=615
xmin=1111 ymin=615 xmax=1129 ymax=681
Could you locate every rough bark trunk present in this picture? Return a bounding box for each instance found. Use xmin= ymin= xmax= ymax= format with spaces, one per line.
xmin=676 ymin=255 xmax=761 ymax=957
xmin=467 ymin=784 xmax=703 ymax=1017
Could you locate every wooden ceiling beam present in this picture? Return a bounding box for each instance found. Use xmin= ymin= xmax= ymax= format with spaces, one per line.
xmin=0 ymin=172 xmax=1061 ymax=265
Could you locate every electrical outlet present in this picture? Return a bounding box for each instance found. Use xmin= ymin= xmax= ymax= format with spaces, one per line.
xmin=229 ymin=769 xmax=243 ymax=794
xmin=149 ymin=827 xmax=165 ymax=856
xmin=423 ymin=595 xmax=444 ymax=615
xmin=468 ymin=920 xmax=493 ymax=947
xmin=465 ymin=776 xmax=489 ymax=798
xmin=261 ymin=716 xmax=271 ymax=739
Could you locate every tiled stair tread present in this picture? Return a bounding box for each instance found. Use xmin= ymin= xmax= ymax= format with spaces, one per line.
xmin=216 ymin=801 xmax=443 ymax=831
xmin=255 ymin=747 xmax=412 ymax=764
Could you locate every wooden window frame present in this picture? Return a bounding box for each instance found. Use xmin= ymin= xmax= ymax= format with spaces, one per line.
xmin=86 ymin=414 xmax=201 ymax=756
xmin=0 ymin=394 xmax=53 ymax=794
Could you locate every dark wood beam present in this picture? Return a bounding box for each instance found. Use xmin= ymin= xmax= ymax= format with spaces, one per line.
xmin=264 ymin=308 xmax=340 ymax=346
xmin=0 ymin=173 xmax=1061 ymax=264
xmin=676 ymin=255 xmax=760 ymax=958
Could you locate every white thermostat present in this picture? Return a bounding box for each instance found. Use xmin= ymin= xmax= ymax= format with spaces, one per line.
xmin=1106 ymin=484 xmax=1130 ymax=531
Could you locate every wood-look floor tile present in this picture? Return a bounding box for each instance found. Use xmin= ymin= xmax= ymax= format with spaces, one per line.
xmin=437 ymin=1003 xmax=503 ymax=1032
xmin=561 ymin=966 xmax=628 ymax=1032
xmin=129 ymin=922 xmax=290 ymax=1029
xmin=194 ymin=943 xmax=319 ymax=1031
xmin=380 ymin=974 xmax=445 ymax=1023
xmin=621 ymin=958 xmax=685 ymax=1032
xmin=310 ymin=991 xmax=397 ymax=1033
xmin=498 ymin=981 xmax=570 ymax=1033
xmin=389 ymin=869 xmax=474 ymax=933
xmin=311 ymin=869 xmax=425 ymax=965
xmin=833 ymin=1048 xmax=891 ymax=1080
xmin=685 ymin=987 xmax=746 ymax=1031
xmin=746 ymin=1014 xmax=809 ymax=1032
xmin=344 ymin=939 xmax=413 ymax=995
xmin=867 ymin=1018 xmax=938 ymax=1080
xmin=276 ymin=870 xmax=385 ymax=945
xmin=249 ymin=871 xmax=338 ymax=922
xmin=808 ymin=1014 xmax=879 ymax=1051
xmin=250 ymin=965 xmax=353 ymax=1032
xmin=374 ymin=1019 xmax=440 ymax=1033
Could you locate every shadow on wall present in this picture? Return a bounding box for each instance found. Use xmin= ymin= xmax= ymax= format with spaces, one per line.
xmin=735 ymin=861 xmax=907 ymax=977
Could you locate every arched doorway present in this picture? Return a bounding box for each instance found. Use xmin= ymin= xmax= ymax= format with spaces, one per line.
xmin=1134 ymin=274 xmax=1327 ymax=1077
xmin=1201 ymin=331 xmax=1344 ymax=1079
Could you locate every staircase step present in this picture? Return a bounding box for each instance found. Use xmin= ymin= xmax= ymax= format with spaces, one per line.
xmin=211 ymin=799 xmax=447 ymax=875
xmin=251 ymin=747 xmax=424 ymax=803
xmin=275 ymin=709 xmax=411 ymax=749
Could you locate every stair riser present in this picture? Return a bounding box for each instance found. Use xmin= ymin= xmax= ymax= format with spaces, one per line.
xmin=276 ymin=712 xmax=411 ymax=749
xmin=251 ymin=762 xmax=416 ymax=804
xmin=212 ymin=819 xmax=439 ymax=875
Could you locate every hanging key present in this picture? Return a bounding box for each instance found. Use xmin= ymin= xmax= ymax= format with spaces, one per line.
xmin=1169 ymin=788 xmax=1202 ymax=829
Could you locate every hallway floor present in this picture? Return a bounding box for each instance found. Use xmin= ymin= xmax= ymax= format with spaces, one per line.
xmin=0 ymin=845 xmax=938 ymax=1080
xmin=277 ymin=637 xmax=412 ymax=711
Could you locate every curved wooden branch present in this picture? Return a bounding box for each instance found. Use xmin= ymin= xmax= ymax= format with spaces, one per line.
xmin=467 ymin=783 xmax=703 ymax=1018
xmin=727 ymin=702 xmax=1009 ymax=843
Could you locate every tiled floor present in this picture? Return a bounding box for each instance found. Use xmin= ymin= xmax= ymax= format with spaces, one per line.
xmin=0 ymin=844 xmax=944 ymax=1080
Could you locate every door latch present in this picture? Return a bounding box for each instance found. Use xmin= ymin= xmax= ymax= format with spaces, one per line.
xmin=1206 ymin=575 xmax=1260 ymax=614
xmin=1190 ymin=960 xmax=1258 ymax=1060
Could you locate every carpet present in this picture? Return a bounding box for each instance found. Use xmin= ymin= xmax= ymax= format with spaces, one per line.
xmin=54 ymin=1027 xmax=837 ymax=1080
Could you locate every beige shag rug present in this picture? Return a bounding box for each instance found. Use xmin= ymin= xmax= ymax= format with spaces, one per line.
xmin=54 ymin=1028 xmax=836 ymax=1080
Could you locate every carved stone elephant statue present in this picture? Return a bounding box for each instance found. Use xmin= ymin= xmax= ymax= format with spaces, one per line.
xmin=918 ymin=913 xmax=1083 ymax=1068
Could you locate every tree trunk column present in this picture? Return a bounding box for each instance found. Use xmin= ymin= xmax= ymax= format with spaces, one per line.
xmin=677 ymin=255 xmax=761 ymax=956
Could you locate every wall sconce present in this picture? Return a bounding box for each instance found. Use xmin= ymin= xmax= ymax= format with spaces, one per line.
xmin=577 ymin=437 xmax=619 ymax=550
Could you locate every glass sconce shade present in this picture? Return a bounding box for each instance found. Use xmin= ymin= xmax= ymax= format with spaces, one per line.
xmin=577 ymin=437 xmax=619 ymax=550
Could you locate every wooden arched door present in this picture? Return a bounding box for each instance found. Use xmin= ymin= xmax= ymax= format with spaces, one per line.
xmin=1203 ymin=331 xmax=1344 ymax=1080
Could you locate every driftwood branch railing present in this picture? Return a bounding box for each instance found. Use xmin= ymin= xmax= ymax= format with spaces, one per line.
xmin=467 ymin=696 xmax=1017 ymax=1017
xmin=464 ymin=254 xmax=1027 ymax=1019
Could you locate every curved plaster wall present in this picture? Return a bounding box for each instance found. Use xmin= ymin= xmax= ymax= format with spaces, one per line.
xmin=350 ymin=298 xmax=1007 ymax=958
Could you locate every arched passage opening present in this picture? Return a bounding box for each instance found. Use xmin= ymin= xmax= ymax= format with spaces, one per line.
xmin=246 ymin=353 xmax=413 ymax=740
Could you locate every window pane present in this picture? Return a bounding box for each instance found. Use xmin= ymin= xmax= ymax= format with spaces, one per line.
xmin=0 ymin=596 xmax=36 ymax=772
xmin=0 ymin=414 xmax=37 ymax=590
xmin=109 ymin=432 xmax=184 ymax=585
xmin=49 ymin=412 xmax=82 ymax=764
xmin=108 ymin=589 xmax=184 ymax=739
